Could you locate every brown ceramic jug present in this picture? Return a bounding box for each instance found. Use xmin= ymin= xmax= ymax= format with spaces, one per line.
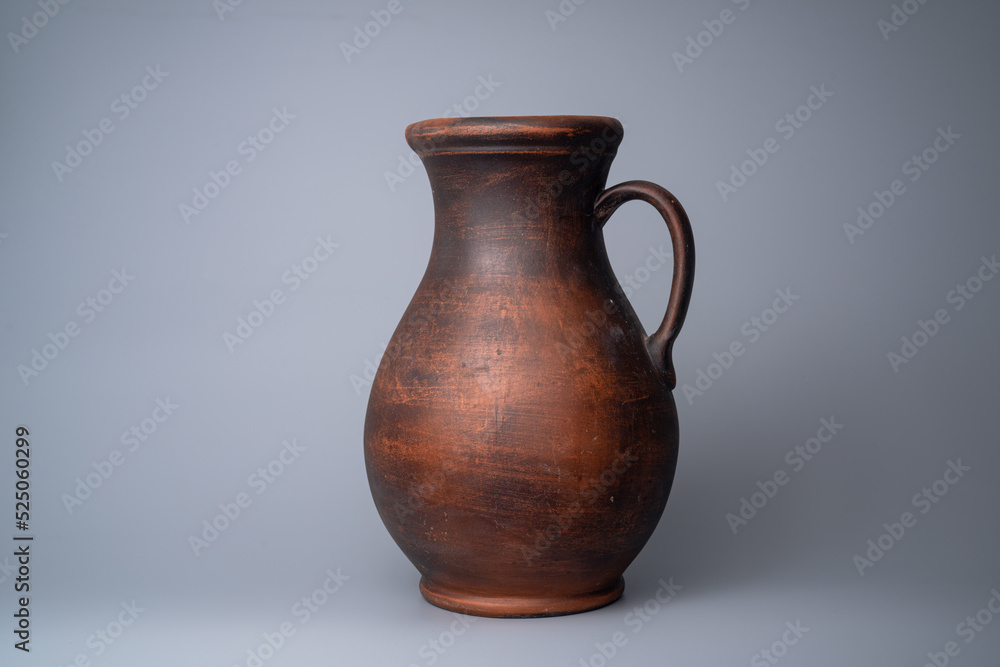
xmin=364 ymin=116 xmax=694 ymax=617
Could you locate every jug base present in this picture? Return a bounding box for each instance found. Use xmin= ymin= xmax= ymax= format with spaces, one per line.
xmin=418 ymin=575 xmax=625 ymax=618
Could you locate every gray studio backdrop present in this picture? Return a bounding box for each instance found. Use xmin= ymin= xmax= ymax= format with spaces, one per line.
xmin=1 ymin=0 xmax=999 ymax=665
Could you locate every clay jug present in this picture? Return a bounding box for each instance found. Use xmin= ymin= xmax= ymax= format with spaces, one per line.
xmin=364 ymin=116 xmax=694 ymax=617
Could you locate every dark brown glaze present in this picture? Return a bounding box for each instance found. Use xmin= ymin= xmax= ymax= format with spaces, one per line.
xmin=364 ymin=116 xmax=694 ymax=617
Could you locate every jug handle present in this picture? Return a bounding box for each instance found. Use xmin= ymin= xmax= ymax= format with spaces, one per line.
xmin=594 ymin=181 xmax=695 ymax=390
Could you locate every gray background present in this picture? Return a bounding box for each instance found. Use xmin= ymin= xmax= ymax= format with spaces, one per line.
xmin=2 ymin=0 xmax=999 ymax=665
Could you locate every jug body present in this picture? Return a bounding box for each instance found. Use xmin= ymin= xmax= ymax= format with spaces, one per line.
xmin=364 ymin=116 xmax=694 ymax=617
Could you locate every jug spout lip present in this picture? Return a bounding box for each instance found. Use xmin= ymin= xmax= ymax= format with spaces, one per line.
xmin=405 ymin=115 xmax=624 ymax=157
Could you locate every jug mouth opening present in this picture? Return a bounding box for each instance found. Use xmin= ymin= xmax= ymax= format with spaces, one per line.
xmin=405 ymin=115 xmax=624 ymax=157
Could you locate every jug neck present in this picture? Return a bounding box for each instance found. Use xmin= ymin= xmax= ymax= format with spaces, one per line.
xmin=407 ymin=117 xmax=624 ymax=260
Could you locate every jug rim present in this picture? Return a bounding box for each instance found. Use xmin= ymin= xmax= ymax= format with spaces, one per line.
xmin=405 ymin=115 xmax=624 ymax=157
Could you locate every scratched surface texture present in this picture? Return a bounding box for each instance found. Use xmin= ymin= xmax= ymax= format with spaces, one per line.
xmin=0 ymin=0 xmax=998 ymax=665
